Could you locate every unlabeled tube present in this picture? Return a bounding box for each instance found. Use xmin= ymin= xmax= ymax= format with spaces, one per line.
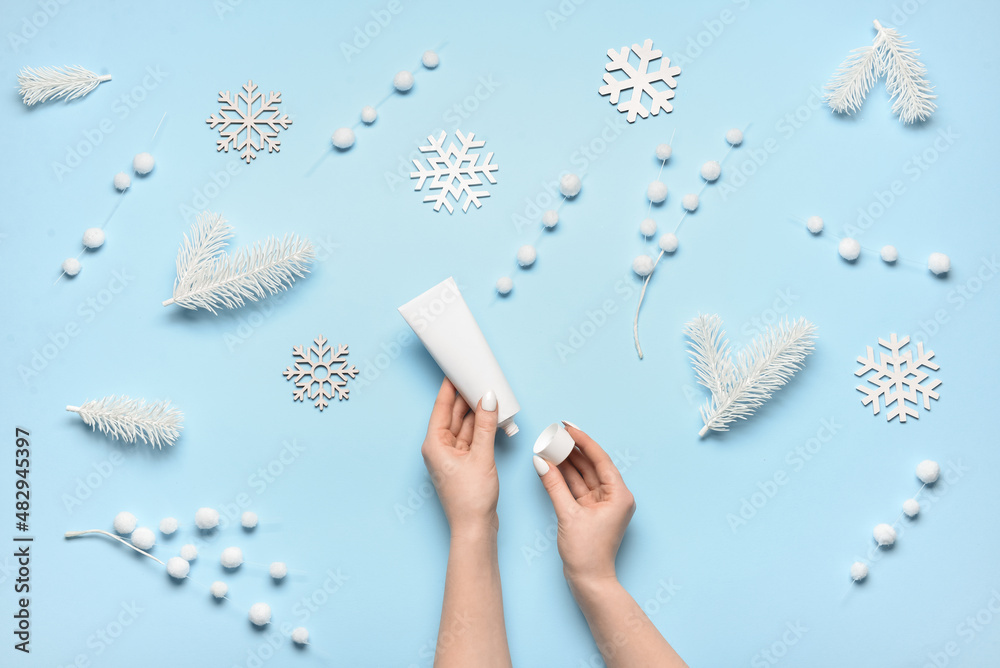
xmin=399 ymin=277 xmax=521 ymax=436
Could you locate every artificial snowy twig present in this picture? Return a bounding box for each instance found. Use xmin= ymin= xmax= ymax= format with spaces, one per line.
xmin=685 ymin=315 xmax=816 ymax=437
xmin=17 ymin=66 xmax=111 ymax=106
xmin=163 ymin=211 xmax=314 ymax=313
xmin=873 ymin=20 xmax=936 ymax=124
xmin=824 ymin=44 xmax=880 ymax=115
xmin=64 ymin=529 xmax=164 ymax=565
xmin=66 ymin=395 xmax=184 ymax=448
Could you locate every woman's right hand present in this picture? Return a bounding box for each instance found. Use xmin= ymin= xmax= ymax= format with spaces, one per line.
xmin=533 ymin=422 xmax=636 ymax=587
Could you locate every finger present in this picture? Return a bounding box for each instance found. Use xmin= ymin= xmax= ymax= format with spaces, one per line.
xmin=456 ymin=412 xmax=475 ymax=451
xmin=558 ymin=460 xmax=590 ymax=499
xmin=568 ymin=447 xmax=600 ymax=490
xmin=427 ymin=378 xmax=457 ymax=434
xmin=562 ymin=421 xmax=623 ymax=485
xmin=449 ymin=394 xmax=470 ymax=436
xmin=534 ymin=456 xmax=578 ymax=516
xmin=470 ymin=390 xmax=498 ymax=460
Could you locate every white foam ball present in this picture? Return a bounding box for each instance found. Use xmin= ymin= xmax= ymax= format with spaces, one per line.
xmin=928 ymin=252 xmax=950 ymax=275
xmin=496 ymin=276 xmax=513 ymax=295
xmin=647 ymin=180 xmax=668 ymax=203
xmin=659 ymin=233 xmax=678 ymax=253
xmin=517 ymin=245 xmax=536 ymax=267
xmin=133 ymin=152 xmax=155 ymax=175
xmin=210 ymin=581 xmax=228 ymax=598
xmin=167 ymin=557 xmax=190 ymax=579
xmin=113 ymin=511 xmax=137 ymax=535
xmin=241 ymin=511 xmax=258 ymax=529
xmin=701 ymin=160 xmax=721 ymax=181
xmin=62 ymin=257 xmax=81 ymax=276
xmin=195 ymin=507 xmax=219 ymax=530
xmin=726 ymin=128 xmax=744 ymax=145
xmin=180 ymin=544 xmax=198 ymax=561
xmin=291 ymin=627 xmax=309 ymax=644
xmin=248 ymin=602 xmax=271 ymax=626
xmin=881 ymin=245 xmax=898 ymax=263
xmin=131 ymin=527 xmax=155 ymax=550
xmin=639 ymin=218 xmax=657 ymax=237
xmin=220 ymin=546 xmax=244 ymax=569
xmin=559 ymin=173 xmax=581 ymax=198
xmin=113 ymin=171 xmax=131 ymax=191
xmin=159 ymin=517 xmax=178 ymax=534
xmin=916 ymin=459 xmax=940 ymax=484
xmin=393 ymin=70 xmax=414 ymax=92
xmin=541 ymin=209 xmax=559 ymax=228
xmin=331 ymin=127 xmax=355 ymax=150
xmin=681 ymin=193 xmax=699 ymax=212
xmin=82 ymin=227 xmax=105 ymax=249
xmin=632 ymin=254 xmax=654 ymax=277
xmin=422 ymin=50 xmax=439 ymax=69
xmin=903 ymin=499 xmax=920 ymax=517
xmin=269 ymin=562 xmax=288 ymax=579
xmin=655 ymin=143 xmax=672 ymax=161
xmin=850 ymin=561 xmax=868 ymax=581
xmin=806 ymin=216 xmax=824 ymax=234
xmin=839 ymin=237 xmax=861 ymax=261
xmin=873 ymin=523 xmax=897 ymax=547
xmin=360 ymin=106 xmax=377 ymax=124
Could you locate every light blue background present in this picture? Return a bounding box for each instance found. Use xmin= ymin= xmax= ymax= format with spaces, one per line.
xmin=2 ymin=1 xmax=999 ymax=666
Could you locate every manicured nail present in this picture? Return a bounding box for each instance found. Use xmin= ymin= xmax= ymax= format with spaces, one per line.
xmin=562 ymin=420 xmax=580 ymax=430
xmin=481 ymin=390 xmax=497 ymax=412
xmin=533 ymin=455 xmax=549 ymax=476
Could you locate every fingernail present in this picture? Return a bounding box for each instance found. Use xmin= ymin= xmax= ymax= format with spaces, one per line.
xmin=532 ymin=455 xmax=549 ymax=476
xmin=481 ymin=390 xmax=497 ymax=412
xmin=562 ymin=420 xmax=580 ymax=430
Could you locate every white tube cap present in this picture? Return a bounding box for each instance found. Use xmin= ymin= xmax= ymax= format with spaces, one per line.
xmin=533 ymin=423 xmax=575 ymax=465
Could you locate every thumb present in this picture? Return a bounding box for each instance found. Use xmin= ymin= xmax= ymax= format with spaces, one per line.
xmin=470 ymin=389 xmax=498 ymax=459
xmin=533 ymin=456 xmax=577 ymax=517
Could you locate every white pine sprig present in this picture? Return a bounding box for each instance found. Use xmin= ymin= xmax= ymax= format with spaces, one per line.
xmin=824 ymin=44 xmax=880 ymax=115
xmin=66 ymin=396 xmax=183 ymax=448
xmin=873 ymin=20 xmax=936 ymax=124
xmin=163 ymin=211 xmax=315 ymax=313
xmin=17 ymin=65 xmax=111 ymax=106
xmin=685 ymin=315 xmax=817 ymax=437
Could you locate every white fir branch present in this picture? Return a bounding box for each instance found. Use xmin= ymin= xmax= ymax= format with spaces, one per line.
xmin=873 ymin=20 xmax=936 ymax=124
xmin=163 ymin=212 xmax=315 ymax=313
xmin=17 ymin=65 xmax=111 ymax=106
xmin=824 ymin=44 xmax=880 ymax=115
xmin=686 ymin=316 xmax=817 ymax=437
xmin=66 ymin=395 xmax=183 ymax=448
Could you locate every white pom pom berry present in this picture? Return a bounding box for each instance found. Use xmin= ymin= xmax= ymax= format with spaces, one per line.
xmin=725 ymin=128 xmax=744 ymax=145
xmin=647 ymin=181 xmax=668 ymax=203
xmin=850 ymin=561 xmax=868 ymax=581
xmin=180 ymin=544 xmax=198 ymax=561
xmin=82 ymin=227 xmax=105 ymax=249
xmin=559 ymin=173 xmax=581 ymax=198
xmin=331 ymin=127 xmax=355 ymax=150
xmin=806 ymin=216 xmax=824 ymax=234
xmin=131 ymin=527 xmax=155 ymax=550
xmin=220 ymin=546 xmax=244 ymax=569
xmin=496 ymin=276 xmax=513 ymax=295
xmin=291 ymin=627 xmax=309 ymax=644
xmin=393 ymin=70 xmax=414 ymax=92
xmin=133 ymin=152 xmax=155 ymax=175
xmin=422 ymin=50 xmax=440 ymax=69
xmin=195 ymin=507 xmax=219 ymax=530
xmin=839 ymin=237 xmax=861 ymax=261
xmin=873 ymin=523 xmax=897 ymax=547
xmin=632 ymin=254 xmax=654 ymax=277
xmin=655 ymin=143 xmax=672 ymax=161
xmin=113 ymin=511 xmax=137 ymax=535
xmin=541 ymin=210 xmax=558 ymax=228
xmin=701 ymin=160 xmax=721 ymax=182
xmin=681 ymin=193 xmax=699 ymax=212
xmin=517 ymin=245 xmax=536 ymax=267
xmin=269 ymin=562 xmax=288 ymax=579
xmin=210 ymin=581 xmax=228 ymax=598
xmin=241 ymin=511 xmax=258 ymax=529
xmin=928 ymin=252 xmax=950 ymax=275
xmin=62 ymin=257 xmax=82 ymax=276
xmin=916 ymin=459 xmax=940 ymax=484
xmin=360 ymin=106 xmax=377 ymax=124
xmin=903 ymin=499 xmax=920 ymax=517
xmin=159 ymin=517 xmax=178 ymax=534
xmin=249 ymin=602 xmax=271 ymax=626
xmin=639 ymin=218 xmax=657 ymax=237
xmin=113 ymin=172 xmax=131 ymax=191
xmin=659 ymin=233 xmax=678 ymax=253
xmin=881 ymin=245 xmax=898 ymax=263
xmin=167 ymin=557 xmax=190 ymax=579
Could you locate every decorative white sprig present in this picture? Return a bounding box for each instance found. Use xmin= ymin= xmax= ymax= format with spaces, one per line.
xmin=825 ymin=20 xmax=935 ymax=123
xmin=874 ymin=20 xmax=936 ymax=124
xmin=685 ymin=315 xmax=817 ymax=437
xmin=17 ymin=65 xmax=111 ymax=106
xmin=66 ymin=395 xmax=184 ymax=448
xmin=163 ymin=211 xmax=314 ymax=313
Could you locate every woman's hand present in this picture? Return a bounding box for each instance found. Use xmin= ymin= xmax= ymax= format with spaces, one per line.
xmin=421 ymin=378 xmax=500 ymax=538
xmin=533 ymin=422 xmax=635 ymax=587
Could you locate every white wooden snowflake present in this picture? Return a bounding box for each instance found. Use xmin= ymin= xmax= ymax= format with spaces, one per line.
xmin=855 ymin=333 xmax=941 ymax=422
xmin=409 ymin=130 xmax=498 ymax=213
xmin=599 ymin=39 xmax=681 ymax=122
xmin=206 ymin=80 xmax=292 ymax=164
xmin=283 ymin=336 xmax=358 ymax=411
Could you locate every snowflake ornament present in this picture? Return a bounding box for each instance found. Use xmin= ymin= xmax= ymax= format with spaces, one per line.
xmin=283 ymin=336 xmax=358 ymax=411
xmin=409 ymin=131 xmax=498 ymax=213
xmin=599 ymin=39 xmax=681 ymax=122
xmin=855 ymin=334 xmax=941 ymax=422
xmin=207 ymin=80 xmax=292 ymax=164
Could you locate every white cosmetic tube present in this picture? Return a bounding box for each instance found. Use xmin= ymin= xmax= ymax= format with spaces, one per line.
xmin=399 ymin=277 xmax=521 ymax=436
